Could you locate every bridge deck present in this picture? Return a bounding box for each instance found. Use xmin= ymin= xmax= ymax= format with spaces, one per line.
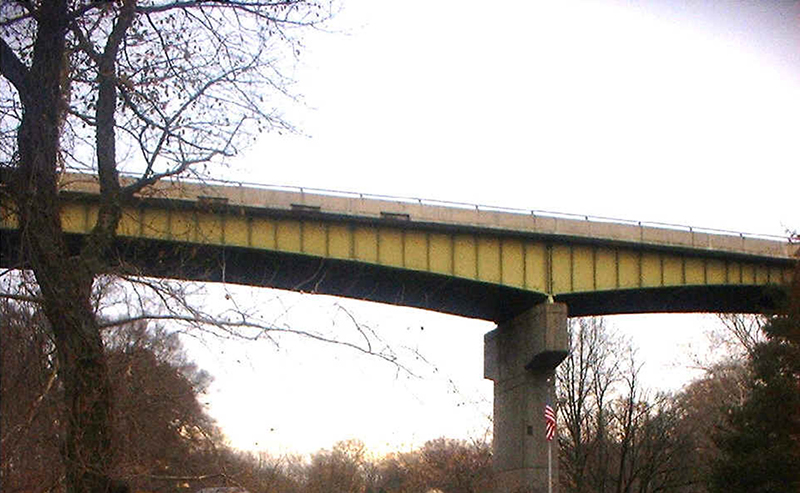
xmin=1 ymin=174 xmax=796 ymax=320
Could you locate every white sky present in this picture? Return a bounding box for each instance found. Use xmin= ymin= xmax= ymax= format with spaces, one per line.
xmin=184 ymin=0 xmax=799 ymax=456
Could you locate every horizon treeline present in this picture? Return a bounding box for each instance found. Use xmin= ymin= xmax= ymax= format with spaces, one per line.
xmin=3 ymin=281 xmax=798 ymax=493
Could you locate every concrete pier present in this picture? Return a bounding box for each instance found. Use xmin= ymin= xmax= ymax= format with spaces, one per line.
xmin=484 ymin=302 xmax=568 ymax=492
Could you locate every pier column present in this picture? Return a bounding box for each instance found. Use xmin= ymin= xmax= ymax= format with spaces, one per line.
xmin=484 ymin=302 xmax=568 ymax=493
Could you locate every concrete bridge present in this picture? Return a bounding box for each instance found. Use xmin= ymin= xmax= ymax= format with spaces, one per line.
xmin=1 ymin=173 xmax=796 ymax=492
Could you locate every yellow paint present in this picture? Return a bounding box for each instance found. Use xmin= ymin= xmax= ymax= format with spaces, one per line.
xmin=572 ymin=245 xmax=594 ymax=292
xmin=404 ymin=230 xmax=428 ymax=271
xmin=354 ymin=226 xmax=378 ymax=262
xmin=524 ymin=243 xmax=547 ymax=292
xmin=641 ymin=253 xmax=661 ymax=288
xmin=769 ymin=266 xmax=784 ymax=284
xmin=727 ymin=262 xmax=742 ymax=284
xmin=302 ymin=221 xmax=327 ymax=257
xmin=250 ymin=217 xmax=276 ymax=250
xmin=4 ymin=192 xmax=792 ymax=304
xmin=197 ymin=212 xmax=223 ymax=245
xmin=170 ymin=211 xmax=195 ymax=242
xmin=453 ymin=235 xmax=477 ymax=280
xmin=117 ymin=207 xmax=141 ymax=237
xmin=662 ymin=255 xmax=683 ymax=286
xmin=769 ymin=267 xmax=783 ymax=284
xmin=225 ymin=216 xmax=250 ymax=248
xmin=783 ymin=267 xmax=794 ymax=284
xmin=378 ymin=228 xmax=404 ymax=268
xmin=755 ymin=265 xmax=769 ymax=285
xmin=551 ymin=245 xmax=571 ymax=294
xmin=685 ymin=257 xmax=705 ymax=285
xmin=141 ymin=209 xmax=170 ymax=240
xmin=276 ymin=220 xmax=302 ymax=253
xmin=741 ymin=263 xmax=756 ymax=284
xmin=86 ymin=205 xmax=99 ymax=233
xmin=617 ymin=251 xmax=640 ymax=289
xmin=327 ymin=223 xmax=352 ymax=260
xmin=61 ymin=203 xmax=86 ymax=234
xmin=429 ymin=233 xmax=452 ymax=275
xmin=477 ymin=237 xmax=501 ymax=283
xmin=501 ymin=239 xmax=524 ymax=288
xmin=595 ymin=247 xmax=616 ymax=290
xmin=706 ymin=259 xmax=726 ymax=285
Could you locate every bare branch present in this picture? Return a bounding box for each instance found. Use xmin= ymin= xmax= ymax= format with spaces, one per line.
xmin=136 ymin=0 xmax=322 ymax=26
xmin=0 ymin=291 xmax=42 ymax=304
xmin=0 ymin=37 xmax=30 ymax=103
xmin=717 ymin=313 xmax=766 ymax=357
xmin=0 ymin=364 xmax=58 ymax=450
xmin=0 ymin=9 xmax=34 ymax=28
xmin=97 ymin=310 xmax=414 ymax=374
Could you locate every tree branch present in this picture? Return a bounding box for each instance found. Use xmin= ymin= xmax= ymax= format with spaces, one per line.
xmin=120 ymin=65 xmax=258 ymax=197
xmin=0 ymin=291 xmax=42 ymax=304
xmin=98 ymin=311 xmax=416 ymax=377
xmin=0 ymin=37 xmax=30 ymax=103
xmin=0 ymin=364 xmax=58 ymax=450
xmin=83 ymin=0 xmax=137 ymax=262
xmin=0 ymin=9 xmax=34 ymax=28
xmin=136 ymin=0 xmax=317 ymax=26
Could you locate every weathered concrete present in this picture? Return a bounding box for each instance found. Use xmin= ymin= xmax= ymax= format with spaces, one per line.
xmin=485 ymin=302 xmax=568 ymax=492
xmin=56 ymin=173 xmax=798 ymax=260
xmin=3 ymin=175 xmax=793 ymax=320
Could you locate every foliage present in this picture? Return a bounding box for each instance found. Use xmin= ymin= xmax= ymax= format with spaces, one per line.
xmin=302 ymin=439 xmax=371 ymax=493
xmin=0 ymin=301 xmax=223 ymax=493
xmin=376 ymin=438 xmax=493 ymax=493
xmin=0 ymin=300 xmax=64 ymax=493
xmin=105 ymin=322 xmax=223 ymax=490
xmin=709 ymin=263 xmax=800 ymax=493
xmin=1 ymin=1 xmax=327 ymax=492
xmin=1 ymin=0 xmax=323 ymax=174
xmin=556 ymin=317 xmax=699 ymax=493
xmin=674 ymin=358 xmax=751 ymax=486
xmin=183 ymin=437 xmax=492 ymax=493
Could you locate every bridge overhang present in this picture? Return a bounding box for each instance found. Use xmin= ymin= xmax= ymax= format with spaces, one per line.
xmin=1 ymin=230 xmax=789 ymax=322
xmin=1 ymin=174 xmax=796 ymax=320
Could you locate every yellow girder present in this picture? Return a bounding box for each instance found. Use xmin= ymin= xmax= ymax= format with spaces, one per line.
xmin=1 ymin=175 xmax=795 ymax=319
xmin=25 ymin=200 xmax=792 ymax=295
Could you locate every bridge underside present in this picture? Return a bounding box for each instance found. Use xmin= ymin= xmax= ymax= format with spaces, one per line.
xmin=1 ymin=232 xmax=784 ymax=321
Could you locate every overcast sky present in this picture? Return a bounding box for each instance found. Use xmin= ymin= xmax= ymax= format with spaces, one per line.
xmin=193 ymin=0 xmax=799 ymax=456
xmin=234 ymin=0 xmax=799 ymax=235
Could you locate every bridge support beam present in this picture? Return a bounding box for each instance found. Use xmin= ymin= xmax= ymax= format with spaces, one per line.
xmin=484 ymin=302 xmax=568 ymax=493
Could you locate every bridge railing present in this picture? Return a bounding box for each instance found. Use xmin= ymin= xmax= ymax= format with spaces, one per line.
xmin=153 ymin=172 xmax=793 ymax=244
xmin=62 ymin=168 xmax=794 ymax=245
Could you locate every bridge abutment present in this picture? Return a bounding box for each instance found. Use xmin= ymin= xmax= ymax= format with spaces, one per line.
xmin=484 ymin=302 xmax=568 ymax=492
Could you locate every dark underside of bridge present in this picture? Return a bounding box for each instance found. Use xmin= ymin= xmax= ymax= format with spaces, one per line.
xmin=1 ymin=232 xmax=787 ymax=322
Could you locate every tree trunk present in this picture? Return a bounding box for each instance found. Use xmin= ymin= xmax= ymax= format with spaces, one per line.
xmin=10 ymin=1 xmax=120 ymax=493
xmin=45 ymin=285 xmax=116 ymax=493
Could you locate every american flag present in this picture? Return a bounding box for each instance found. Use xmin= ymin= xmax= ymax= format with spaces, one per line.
xmin=544 ymin=403 xmax=556 ymax=441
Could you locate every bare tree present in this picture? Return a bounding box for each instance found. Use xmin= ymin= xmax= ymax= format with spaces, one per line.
xmin=209 ymin=450 xmax=305 ymax=493
xmin=304 ymin=439 xmax=369 ymax=493
xmin=0 ymin=2 xmax=329 ymax=493
xmin=0 ymin=300 xmax=232 ymax=493
xmin=0 ymin=299 xmax=64 ymax=493
xmin=557 ymin=317 xmax=620 ymax=493
xmin=105 ymin=322 xmax=224 ymax=489
xmin=375 ymin=437 xmax=493 ymax=493
xmin=556 ymin=318 xmax=698 ymax=493
xmin=712 ymin=314 xmax=767 ymax=360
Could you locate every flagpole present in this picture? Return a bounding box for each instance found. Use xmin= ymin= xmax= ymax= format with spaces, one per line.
xmin=548 ymin=438 xmax=552 ymax=493
xmin=546 ymin=374 xmax=554 ymax=493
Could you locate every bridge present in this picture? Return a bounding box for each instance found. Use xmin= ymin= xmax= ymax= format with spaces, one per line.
xmin=1 ymin=173 xmax=797 ymax=492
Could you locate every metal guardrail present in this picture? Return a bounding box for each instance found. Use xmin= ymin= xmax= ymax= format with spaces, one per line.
xmin=71 ymin=168 xmax=795 ymax=244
